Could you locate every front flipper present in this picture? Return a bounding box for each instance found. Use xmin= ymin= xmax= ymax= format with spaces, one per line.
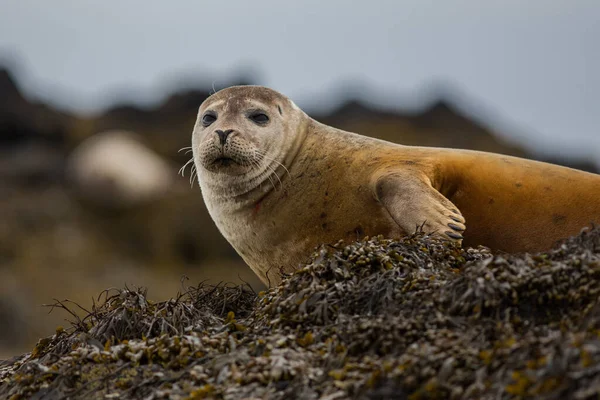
xmin=374 ymin=171 xmax=466 ymax=243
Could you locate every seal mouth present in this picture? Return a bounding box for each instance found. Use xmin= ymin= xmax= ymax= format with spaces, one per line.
xmin=211 ymin=157 xmax=238 ymax=167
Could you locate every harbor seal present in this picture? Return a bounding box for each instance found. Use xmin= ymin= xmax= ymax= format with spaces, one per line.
xmin=191 ymin=86 xmax=600 ymax=285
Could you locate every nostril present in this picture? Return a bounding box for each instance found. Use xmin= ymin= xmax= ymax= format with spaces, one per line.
xmin=215 ymin=129 xmax=234 ymax=145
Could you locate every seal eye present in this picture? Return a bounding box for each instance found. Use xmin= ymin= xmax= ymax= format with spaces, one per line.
xmin=249 ymin=113 xmax=269 ymax=125
xmin=202 ymin=113 xmax=216 ymax=127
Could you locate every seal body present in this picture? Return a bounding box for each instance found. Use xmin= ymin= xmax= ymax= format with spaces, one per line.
xmin=192 ymin=86 xmax=600 ymax=285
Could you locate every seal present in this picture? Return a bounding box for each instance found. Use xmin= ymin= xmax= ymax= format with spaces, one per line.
xmin=191 ymin=86 xmax=600 ymax=285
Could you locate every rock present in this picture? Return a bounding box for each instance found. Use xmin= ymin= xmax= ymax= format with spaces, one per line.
xmin=66 ymin=130 xmax=174 ymax=208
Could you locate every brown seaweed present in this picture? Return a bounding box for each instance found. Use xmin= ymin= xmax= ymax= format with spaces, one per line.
xmin=2 ymin=228 xmax=600 ymax=399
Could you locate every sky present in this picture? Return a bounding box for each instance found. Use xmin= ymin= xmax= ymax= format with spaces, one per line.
xmin=0 ymin=0 xmax=599 ymax=164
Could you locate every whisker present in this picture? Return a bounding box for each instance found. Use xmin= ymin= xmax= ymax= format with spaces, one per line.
xmin=178 ymin=146 xmax=192 ymax=153
xmin=257 ymin=161 xmax=277 ymax=192
xmin=189 ymin=165 xmax=197 ymax=188
xmin=250 ymin=158 xmax=266 ymax=188
xmin=179 ymin=158 xmax=195 ymax=177
xmin=254 ymin=150 xmax=291 ymax=177
xmin=252 ymin=154 xmax=276 ymax=191
xmin=264 ymin=161 xmax=283 ymax=189
xmin=248 ymin=159 xmax=263 ymax=190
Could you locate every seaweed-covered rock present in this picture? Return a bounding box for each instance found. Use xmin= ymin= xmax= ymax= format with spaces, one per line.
xmin=2 ymin=229 xmax=600 ymax=399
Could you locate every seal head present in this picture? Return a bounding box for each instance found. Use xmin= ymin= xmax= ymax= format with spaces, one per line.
xmin=192 ymin=86 xmax=306 ymax=201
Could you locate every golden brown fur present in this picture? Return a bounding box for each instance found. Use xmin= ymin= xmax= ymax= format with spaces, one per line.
xmin=192 ymin=86 xmax=600 ymax=285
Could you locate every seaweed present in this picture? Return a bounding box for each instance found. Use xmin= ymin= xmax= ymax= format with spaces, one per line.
xmin=2 ymin=228 xmax=600 ymax=399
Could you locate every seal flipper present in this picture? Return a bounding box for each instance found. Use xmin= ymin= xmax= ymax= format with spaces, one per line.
xmin=374 ymin=171 xmax=466 ymax=243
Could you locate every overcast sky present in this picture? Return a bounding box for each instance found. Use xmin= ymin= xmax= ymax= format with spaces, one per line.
xmin=1 ymin=0 xmax=598 ymax=164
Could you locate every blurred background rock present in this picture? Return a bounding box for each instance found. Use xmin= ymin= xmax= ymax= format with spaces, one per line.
xmin=0 ymin=0 xmax=598 ymax=358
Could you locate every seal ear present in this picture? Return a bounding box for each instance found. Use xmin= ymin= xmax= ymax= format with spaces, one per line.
xmin=374 ymin=171 xmax=466 ymax=243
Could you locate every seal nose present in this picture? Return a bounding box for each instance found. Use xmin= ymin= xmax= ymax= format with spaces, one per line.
xmin=215 ymin=129 xmax=234 ymax=145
